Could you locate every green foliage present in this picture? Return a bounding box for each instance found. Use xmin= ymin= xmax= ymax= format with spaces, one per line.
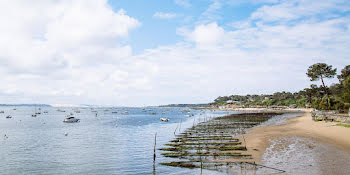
xmin=337 ymin=65 xmax=350 ymax=84
xmin=306 ymin=63 xmax=337 ymax=81
xmin=336 ymin=123 xmax=350 ymax=128
xmin=344 ymin=76 xmax=350 ymax=91
xmin=212 ymin=65 xmax=349 ymax=112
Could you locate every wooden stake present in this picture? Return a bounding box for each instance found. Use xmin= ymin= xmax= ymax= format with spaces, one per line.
xmin=153 ymin=132 xmax=157 ymax=163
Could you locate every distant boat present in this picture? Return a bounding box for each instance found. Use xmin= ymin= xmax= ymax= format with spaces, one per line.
xmin=63 ymin=115 xmax=80 ymax=123
xmin=6 ymin=115 xmax=12 ymax=119
xmin=0 ymin=111 xmax=4 ymax=113
xmin=160 ymin=117 xmax=169 ymax=122
xmin=122 ymin=111 xmax=129 ymax=115
xmin=75 ymin=110 xmax=81 ymax=113
xmin=43 ymin=111 xmax=48 ymax=113
xmin=34 ymin=105 xmax=40 ymax=115
xmin=112 ymin=111 xmax=118 ymax=114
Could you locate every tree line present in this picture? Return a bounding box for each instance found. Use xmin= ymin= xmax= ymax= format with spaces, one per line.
xmin=213 ymin=63 xmax=350 ymax=112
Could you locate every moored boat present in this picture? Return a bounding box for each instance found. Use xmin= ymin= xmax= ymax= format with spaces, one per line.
xmin=63 ymin=116 xmax=80 ymax=123
xmin=160 ymin=117 xmax=169 ymax=122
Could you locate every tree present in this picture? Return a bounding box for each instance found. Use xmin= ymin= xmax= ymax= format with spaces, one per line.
xmin=306 ymin=63 xmax=337 ymax=97
xmin=344 ymin=76 xmax=350 ymax=92
xmin=338 ymin=65 xmax=350 ymax=84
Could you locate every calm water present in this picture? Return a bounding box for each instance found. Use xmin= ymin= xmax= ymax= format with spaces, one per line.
xmin=0 ymin=106 xmax=238 ymax=175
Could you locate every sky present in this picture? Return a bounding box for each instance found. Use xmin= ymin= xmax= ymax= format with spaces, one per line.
xmin=0 ymin=0 xmax=349 ymax=106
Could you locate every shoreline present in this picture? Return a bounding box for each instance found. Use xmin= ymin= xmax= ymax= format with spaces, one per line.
xmin=236 ymin=109 xmax=350 ymax=164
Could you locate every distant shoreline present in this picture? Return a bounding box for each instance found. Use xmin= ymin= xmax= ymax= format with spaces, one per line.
xmin=0 ymin=104 xmax=51 ymax=107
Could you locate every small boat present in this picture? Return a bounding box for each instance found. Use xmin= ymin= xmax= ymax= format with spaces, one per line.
xmin=31 ymin=114 xmax=37 ymax=117
xmin=43 ymin=111 xmax=49 ymax=113
xmin=0 ymin=111 xmax=4 ymax=113
xmin=122 ymin=111 xmax=129 ymax=115
xmin=160 ymin=117 xmax=169 ymax=122
xmin=75 ymin=110 xmax=81 ymax=113
xmin=6 ymin=115 xmax=12 ymax=119
xmin=112 ymin=111 xmax=118 ymax=114
xmin=63 ymin=116 xmax=80 ymax=123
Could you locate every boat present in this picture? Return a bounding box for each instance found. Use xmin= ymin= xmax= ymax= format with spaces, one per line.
xmin=63 ymin=116 xmax=80 ymax=123
xmin=31 ymin=114 xmax=37 ymax=117
xmin=112 ymin=111 xmax=118 ymax=114
xmin=160 ymin=117 xmax=169 ymax=122
xmin=0 ymin=111 xmax=4 ymax=113
xmin=6 ymin=115 xmax=12 ymax=119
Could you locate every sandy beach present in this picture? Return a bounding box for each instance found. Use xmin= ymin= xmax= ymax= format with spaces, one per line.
xmin=239 ymin=110 xmax=350 ymax=163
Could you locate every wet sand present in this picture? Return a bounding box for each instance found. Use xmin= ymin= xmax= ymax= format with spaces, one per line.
xmin=232 ymin=110 xmax=350 ymax=174
xmin=262 ymin=137 xmax=350 ymax=175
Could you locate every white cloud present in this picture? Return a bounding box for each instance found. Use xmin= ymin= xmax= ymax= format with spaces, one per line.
xmin=0 ymin=0 xmax=349 ymax=106
xmin=251 ymin=0 xmax=350 ymax=22
xmin=174 ymin=0 xmax=191 ymax=8
xmin=0 ymin=0 xmax=141 ymax=105
xmin=153 ymin=12 xmax=177 ymax=19
xmin=183 ymin=23 xmax=225 ymax=46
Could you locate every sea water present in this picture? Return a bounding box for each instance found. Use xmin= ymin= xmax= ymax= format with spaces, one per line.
xmin=0 ymin=106 xmax=238 ymax=175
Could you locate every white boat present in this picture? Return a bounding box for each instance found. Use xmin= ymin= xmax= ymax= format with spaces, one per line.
xmin=63 ymin=116 xmax=80 ymax=123
xmin=160 ymin=117 xmax=169 ymax=122
xmin=6 ymin=115 xmax=12 ymax=119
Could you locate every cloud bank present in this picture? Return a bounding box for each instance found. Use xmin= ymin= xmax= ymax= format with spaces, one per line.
xmin=0 ymin=0 xmax=349 ymax=106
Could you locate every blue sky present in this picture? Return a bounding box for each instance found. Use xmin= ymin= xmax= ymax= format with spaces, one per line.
xmin=0 ymin=0 xmax=349 ymax=106
xmin=107 ymin=0 xmax=260 ymax=53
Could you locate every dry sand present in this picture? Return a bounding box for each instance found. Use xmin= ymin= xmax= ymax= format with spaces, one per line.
xmin=238 ymin=110 xmax=350 ymax=164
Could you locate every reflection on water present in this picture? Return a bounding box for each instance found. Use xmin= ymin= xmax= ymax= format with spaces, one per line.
xmin=0 ymin=106 xmax=236 ymax=175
